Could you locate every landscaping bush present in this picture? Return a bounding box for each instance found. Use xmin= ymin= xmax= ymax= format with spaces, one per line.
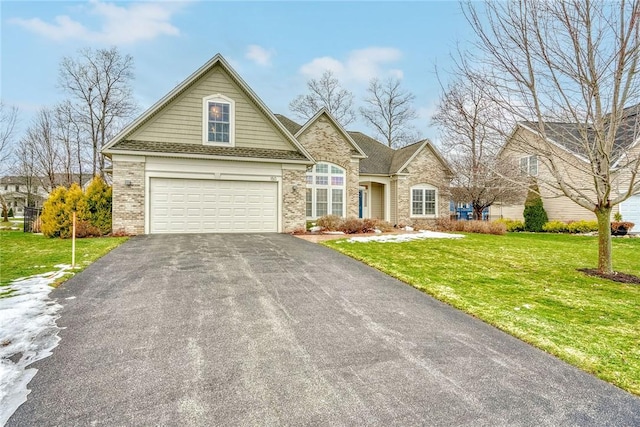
xmin=542 ymin=220 xmax=569 ymax=233
xmin=41 ymin=178 xmax=112 ymax=238
xmin=83 ymin=177 xmax=112 ymax=235
xmin=494 ymin=218 xmax=526 ymax=232
xmin=338 ymin=217 xmax=367 ymax=234
xmin=523 ymin=184 xmax=548 ymax=232
xmin=8 ymin=207 xmax=14 ymax=218
xmin=316 ymin=214 xmax=342 ymax=231
xmin=567 ymin=220 xmax=599 ymax=234
xmin=314 ymin=215 xmax=394 ymax=234
xmin=435 ymin=218 xmax=506 ymax=235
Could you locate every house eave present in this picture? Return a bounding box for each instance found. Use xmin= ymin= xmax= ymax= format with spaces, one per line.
xmin=106 ymin=149 xmax=314 ymax=165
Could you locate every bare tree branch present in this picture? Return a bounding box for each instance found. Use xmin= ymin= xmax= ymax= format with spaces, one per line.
xmin=289 ymin=71 xmax=356 ymax=127
xmin=460 ymin=0 xmax=640 ymax=273
xmin=58 ymin=47 xmax=137 ymax=178
xmin=432 ymin=76 xmax=525 ymax=219
xmin=360 ymin=77 xmax=419 ymax=148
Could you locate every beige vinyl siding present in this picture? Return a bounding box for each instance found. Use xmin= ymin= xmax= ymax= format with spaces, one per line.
xmin=130 ymin=67 xmax=292 ymax=151
xmin=370 ymin=183 xmax=384 ymax=219
xmin=499 ymin=126 xmax=601 ymax=222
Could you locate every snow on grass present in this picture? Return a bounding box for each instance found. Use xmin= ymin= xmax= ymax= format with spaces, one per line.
xmin=0 ymin=265 xmax=71 ymax=426
xmin=343 ymin=230 xmax=465 ymax=243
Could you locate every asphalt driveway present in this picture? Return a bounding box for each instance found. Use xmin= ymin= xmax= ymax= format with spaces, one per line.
xmin=8 ymin=233 xmax=640 ymax=426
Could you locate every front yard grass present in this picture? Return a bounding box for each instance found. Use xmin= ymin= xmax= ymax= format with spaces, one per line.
xmin=0 ymin=230 xmax=128 ymax=288
xmin=324 ymin=233 xmax=640 ymax=396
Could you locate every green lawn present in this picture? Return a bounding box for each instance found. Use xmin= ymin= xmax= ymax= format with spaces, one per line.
xmin=324 ymin=233 xmax=640 ymax=395
xmin=0 ymin=230 xmax=128 ymax=288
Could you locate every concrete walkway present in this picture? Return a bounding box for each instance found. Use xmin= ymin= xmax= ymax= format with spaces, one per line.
xmin=8 ymin=234 xmax=640 ymax=426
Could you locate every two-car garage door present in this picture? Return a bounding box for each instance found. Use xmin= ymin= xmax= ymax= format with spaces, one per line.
xmin=149 ymin=178 xmax=277 ymax=233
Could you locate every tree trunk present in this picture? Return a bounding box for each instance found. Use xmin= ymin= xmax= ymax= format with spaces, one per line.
xmin=595 ymin=206 xmax=613 ymax=274
xmin=473 ymin=204 xmax=484 ymax=221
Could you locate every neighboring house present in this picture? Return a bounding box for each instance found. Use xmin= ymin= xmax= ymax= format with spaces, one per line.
xmin=102 ymin=54 xmax=453 ymax=235
xmin=0 ymin=176 xmax=48 ymax=215
xmin=490 ymin=107 xmax=640 ymax=225
xmin=450 ymin=201 xmax=489 ymax=221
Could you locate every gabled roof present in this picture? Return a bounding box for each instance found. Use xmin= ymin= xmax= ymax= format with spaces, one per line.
xmin=274 ymin=114 xmax=302 ymax=135
xmin=293 ymin=108 xmax=367 ymax=158
xmin=515 ymin=103 xmax=640 ymax=163
xmin=349 ymin=132 xmax=395 ymax=174
xmin=103 ymin=54 xmax=314 ymax=163
xmin=273 ymin=115 xmax=453 ymax=175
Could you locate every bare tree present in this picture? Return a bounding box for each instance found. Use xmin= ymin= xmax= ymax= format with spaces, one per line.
xmin=59 ymin=47 xmax=137 ymax=178
xmin=0 ymin=102 xmax=18 ymax=170
xmin=55 ymin=101 xmax=86 ymax=187
xmin=22 ymin=108 xmax=60 ymax=192
xmin=360 ymin=77 xmax=419 ymax=148
xmin=432 ymin=76 xmax=524 ymax=219
xmin=12 ymin=135 xmax=39 ymax=210
xmin=461 ymin=0 xmax=640 ymax=273
xmin=289 ymin=70 xmax=356 ymax=127
xmin=0 ymin=102 xmax=18 ymax=221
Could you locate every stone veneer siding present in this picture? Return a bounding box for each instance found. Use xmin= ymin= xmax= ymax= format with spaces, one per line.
xmin=282 ymin=167 xmax=307 ymax=232
xmin=396 ymin=149 xmax=451 ymax=226
xmin=297 ymin=116 xmax=360 ymax=218
xmin=112 ymin=160 xmax=145 ymax=235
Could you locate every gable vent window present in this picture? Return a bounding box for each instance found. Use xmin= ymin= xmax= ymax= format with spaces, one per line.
xmin=203 ymin=94 xmax=235 ymax=146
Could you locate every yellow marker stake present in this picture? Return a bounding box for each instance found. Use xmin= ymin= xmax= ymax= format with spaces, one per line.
xmin=72 ymin=211 xmax=76 ymax=268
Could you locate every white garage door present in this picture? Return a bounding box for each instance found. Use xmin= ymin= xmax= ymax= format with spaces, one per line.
xmin=150 ymin=178 xmax=278 ymax=233
xmin=620 ymin=194 xmax=640 ymax=226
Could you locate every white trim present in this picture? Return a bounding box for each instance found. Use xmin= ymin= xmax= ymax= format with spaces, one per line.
xmin=410 ymin=183 xmax=438 ymax=218
xmin=107 ymin=150 xmax=313 ymax=165
xmin=202 ymin=93 xmax=235 ymax=147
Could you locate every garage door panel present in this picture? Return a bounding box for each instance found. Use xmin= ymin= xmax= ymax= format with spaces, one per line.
xmin=150 ymin=178 xmax=277 ymax=233
xmin=620 ymin=194 xmax=640 ymax=225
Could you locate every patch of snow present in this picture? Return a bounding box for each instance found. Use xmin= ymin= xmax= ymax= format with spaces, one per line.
xmin=344 ymin=230 xmax=464 ymax=243
xmin=323 ymin=231 xmax=345 ymax=235
xmin=0 ymin=265 xmax=70 ymax=425
xmin=404 ymin=226 xmax=414 ymax=231
xmin=373 ymin=228 xmax=382 ymax=234
xmin=309 ymin=226 xmax=322 ymax=232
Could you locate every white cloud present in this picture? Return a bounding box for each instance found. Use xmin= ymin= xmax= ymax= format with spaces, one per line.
xmin=245 ymin=45 xmax=275 ymax=67
xmin=299 ymin=47 xmax=403 ymax=83
xmin=10 ymin=1 xmax=183 ymax=44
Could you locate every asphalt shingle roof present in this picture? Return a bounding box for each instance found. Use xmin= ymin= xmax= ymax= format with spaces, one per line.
xmin=110 ymin=140 xmax=309 ymax=161
xmin=348 ymin=132 xmax=395 ymax=174
xmin=274 ymin=114 xmax=303 ymax=135
xmin=523 ymin=104 xmax=640 ymax=161
xmin=273 ymin=115 xmax=433 ymax=175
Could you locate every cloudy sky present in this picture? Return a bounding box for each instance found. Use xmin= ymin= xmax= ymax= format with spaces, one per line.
xmin=1 ymin=1 xmax=474 ymax=143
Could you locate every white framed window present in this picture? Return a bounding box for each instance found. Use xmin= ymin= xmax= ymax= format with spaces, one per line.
xmin=411 ymin=184 xmax=438 ymax=217
xmin=520 ymin=155 xmax=538 ymax=176
xmin=306 ymin=162 xmax=346 ymax=218
xmin=202 ymin=94 xmax=235 ymax=146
